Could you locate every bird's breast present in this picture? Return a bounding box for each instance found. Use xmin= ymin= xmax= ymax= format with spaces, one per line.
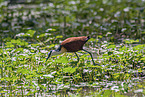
xmin=60 ymin=46 xmax=67 ymax=53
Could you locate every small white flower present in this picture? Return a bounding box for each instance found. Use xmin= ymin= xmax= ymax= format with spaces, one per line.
xmin=124 ymin=7 xmax=130 ymax=12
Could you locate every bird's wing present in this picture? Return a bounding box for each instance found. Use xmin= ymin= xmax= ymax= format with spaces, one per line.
xmin=61 ymin=36 xmax=88 ymax=52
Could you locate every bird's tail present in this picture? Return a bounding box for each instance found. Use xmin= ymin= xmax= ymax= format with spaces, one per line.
xmin=84 ymin=36 xmax=90 ymax=43
xmin=86 ymin=36 xmax=90 ymax=42
xmin=87 ymin=36 xmax=90 ymax=40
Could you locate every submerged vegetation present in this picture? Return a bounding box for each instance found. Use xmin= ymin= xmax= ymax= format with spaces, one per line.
xmin=0 ymin=0 xmax=145 ymax=96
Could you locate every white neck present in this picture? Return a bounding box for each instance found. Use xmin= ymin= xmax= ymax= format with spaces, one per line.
xmin=50 ymin=47 xmax=67 ymax=58
xmin=51 ymin=50 xmax=63 ymax=56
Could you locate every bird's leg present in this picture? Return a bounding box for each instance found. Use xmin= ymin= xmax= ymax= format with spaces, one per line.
xmin=74 ymin=52 xmax=79 ymax=62
xmin=82 ymin=49 xmax=95 ymax=65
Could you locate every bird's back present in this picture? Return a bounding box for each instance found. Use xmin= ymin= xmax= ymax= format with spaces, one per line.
xmin=61 ymin=36 xmax=90 ymax=52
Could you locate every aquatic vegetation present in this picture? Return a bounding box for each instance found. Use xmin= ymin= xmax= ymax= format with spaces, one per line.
xmin=0 ymin=0 xmax=145 ymax=96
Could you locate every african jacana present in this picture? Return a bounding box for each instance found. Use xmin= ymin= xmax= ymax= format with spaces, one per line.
xmin=46 ymin=36 xmax=95 ymax=65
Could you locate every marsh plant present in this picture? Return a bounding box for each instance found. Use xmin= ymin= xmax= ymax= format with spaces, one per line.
xmin=0 ymin=0 xmax=145 ymax=96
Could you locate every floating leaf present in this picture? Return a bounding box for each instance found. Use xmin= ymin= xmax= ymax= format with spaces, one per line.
xmin=5 ymin=42 xmax=14 ymax=47
xmin=63 ymin=67 xmax=77 ymax=73
xmin=56 ymin=35 xmax=63 ymax=39
xmin=24 ymin=30 xmax=36 ymax=37
xmin=88 ymin=38 xmax=96 ymax=42
xmin=46 ymin=28 xmax=56 ymax=32
xmin=37 ymin=33 xmax=51 ymax=38
xmin=44 ymin=37 xmax=55 ymax=43
xmin=55 ymin=56 xmax=68 ymax=64
xmin=124 ymin=39 xmax=139 ymax=44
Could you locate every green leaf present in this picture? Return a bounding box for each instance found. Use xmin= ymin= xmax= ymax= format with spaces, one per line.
xmin=47 ymin=44 xmax=57 ymax=48
xmin=37 ymin=33 xmax=51 ymax=38
xmin=46 ymin=28 xmax=56 ymax=32
xmin=124 ymin=39 xmax=139 ymax=44
xmin=5 ymin=42 xmax=14 ymax=47
xmin=56 ymin=35 xmax=63 ymax=39
xmin=63 ymin=67 xmax=77 ymax=73
xmin=55 ymin=56 xmax=68 ymax=64
xmin=98 ymin=35 xmax=103 ymax=38
xmin=137 ymin=68 xmax=142 ymax=73
xmin=15 ymin=48 xmax=24 ymax=52
xmin=107 ymin=44 xmax=116 ymax=49
xmin=68 ymin=92 xmax=77 ymax=97
xmin=44 ymin=37 xmax=55 ymax=43
xmin=24 ymin=30 xmax=36 ymax=37
xmin=88 ymin=38 xmax=96 ymax=42
xmin=140 ymin=57 xmax=145 ymax=61
xmin=141 ymin=31 xmax=145 ymax=34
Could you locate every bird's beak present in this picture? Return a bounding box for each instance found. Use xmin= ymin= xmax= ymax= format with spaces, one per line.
xmin=46 ymin=51 xmax=52 ymax=61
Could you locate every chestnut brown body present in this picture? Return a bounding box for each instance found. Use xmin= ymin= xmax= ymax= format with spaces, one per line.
xmin=61 ymin=36 xmax=89 ymax=52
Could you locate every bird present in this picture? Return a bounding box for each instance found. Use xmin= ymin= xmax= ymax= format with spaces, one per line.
xmin=46 ymin=36 xmax=96 ymax=65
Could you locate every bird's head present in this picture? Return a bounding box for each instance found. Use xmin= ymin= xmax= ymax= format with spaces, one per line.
xmin=46 ymin=50 xmax=61 ymax=61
